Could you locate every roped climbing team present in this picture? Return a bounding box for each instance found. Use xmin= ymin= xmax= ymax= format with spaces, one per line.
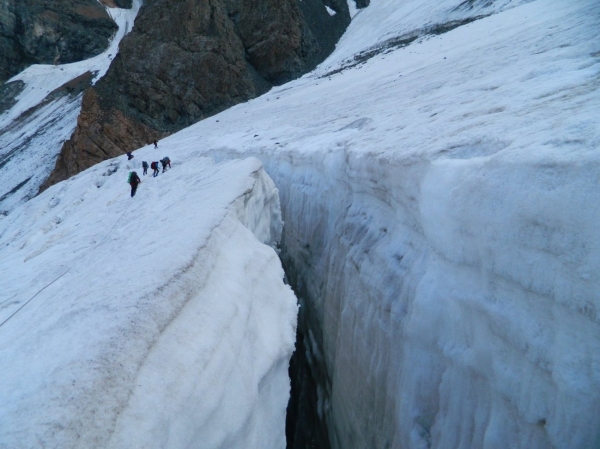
xmin=126 ymin=140 xmax=172 ymax=198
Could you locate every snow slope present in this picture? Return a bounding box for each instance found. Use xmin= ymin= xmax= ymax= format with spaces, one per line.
xmin=149 ymin=0 xmax=597 ymax=447
xmin=0 ymin=153 xmax=297 ymax=447
xmin=0 ymin=1 xmax=140 ymax=216
xmin=328 ymin=0 xmax=535 ymax=69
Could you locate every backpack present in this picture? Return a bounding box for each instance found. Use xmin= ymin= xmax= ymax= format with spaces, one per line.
xmin=142 ymin=161 xmax=148 ymax=168
xmin=128 ymin=171 xmax=138 ymax=184
xmin=127 ymin=172 xmax=133 ymax=183
xmin=151 ymin=162 xmax=157 ymax=170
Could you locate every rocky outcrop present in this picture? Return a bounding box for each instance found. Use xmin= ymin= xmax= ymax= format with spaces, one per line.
xmin=43 ymin=0 xmax=351 ymax=189
xmin=99 ymin=0 xmax=133 ymax=8
xmin=40 ymin=88 xmax=161 ymax=191
xmin=0 ymin=0 xmax=118 ymax=83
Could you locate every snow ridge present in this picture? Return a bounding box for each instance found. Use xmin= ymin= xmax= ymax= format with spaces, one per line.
xmin=0 ymin=154 xmax=297 ymax=448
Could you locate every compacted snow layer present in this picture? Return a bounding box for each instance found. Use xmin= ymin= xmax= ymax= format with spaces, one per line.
xmin=0 ymin=1 xmax=140 ymax=216
xmin=0 ymin=155 xmax=297 ymax=448
xmin=150 ymin=0 xmax=598 ymax=447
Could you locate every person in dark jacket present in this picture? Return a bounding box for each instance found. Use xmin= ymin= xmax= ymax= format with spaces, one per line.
xmin=127 ymin=152 xmax=134 ymax=160
xmin=161 ymin=157 xmax=171 ymax=173
xmin=142 ymin=161 xmax=149 ymax=175
xmin=129 ymin=171 xmax=141 ymax=197
xmin=153 ymin=139 xmax=158 ymax=149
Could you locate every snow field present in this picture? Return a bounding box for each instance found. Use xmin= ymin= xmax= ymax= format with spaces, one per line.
xmin=160 ymin=0 xmax=600 ymax=447
xmin=0 ymin=151 xmax=297 ymax=448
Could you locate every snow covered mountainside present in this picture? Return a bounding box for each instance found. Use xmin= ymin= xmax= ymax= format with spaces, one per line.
xmin=0 ymin=154 xmax=297 ymax=447
xmin=0 ymin=1 xmax=140 ymax=216
xmin=1 ymin=0 xmax=599 ymax=447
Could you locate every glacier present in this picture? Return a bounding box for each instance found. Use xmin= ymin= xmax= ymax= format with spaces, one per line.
xmin=164 ymin=0 xmax=598 ymax=447
xmin=1 ymin=0 xmax=599 ymax=447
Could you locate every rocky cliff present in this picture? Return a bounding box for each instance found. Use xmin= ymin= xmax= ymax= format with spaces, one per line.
xmin=41 ymin=0 xmax=351 ymax=190
xmin=0 ymin=0 xmax=119 ymax=83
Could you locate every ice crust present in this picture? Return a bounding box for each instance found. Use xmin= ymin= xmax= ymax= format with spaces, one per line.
xmin=0 ymin=155 xmax=297 ymax=448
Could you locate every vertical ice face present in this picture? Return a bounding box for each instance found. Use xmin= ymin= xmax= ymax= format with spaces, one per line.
xmin=272 ymin=150 xmax=600 ymax=449
xmin=0 ymin=156 xmax=297 ymax=448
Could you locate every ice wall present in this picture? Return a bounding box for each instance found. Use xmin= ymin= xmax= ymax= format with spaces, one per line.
xmin=0 ymin=155 xmax=297 ymax=448
xmin=270 ymin=146 xmax=600 ymax=449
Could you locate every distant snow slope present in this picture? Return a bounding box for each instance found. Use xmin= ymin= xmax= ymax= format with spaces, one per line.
xmin=0 ymin=151 xmax=297 ymax=448
xmin=0 ymin=1 xmax=140 ymax=217
xmin=149 ymin=0 xmax=596 ymax=447
xmin=324 ymin=0 xmax=535 ymax=69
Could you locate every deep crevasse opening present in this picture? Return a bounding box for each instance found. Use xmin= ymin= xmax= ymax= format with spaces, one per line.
xmin=284 ymin=253 xmax=332 ymax=449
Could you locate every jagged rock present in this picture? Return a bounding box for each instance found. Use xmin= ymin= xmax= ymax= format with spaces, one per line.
xmin=44 ymin=0 xmax=351 ymax=188
xmin=115 ymin=0 xmax=133 ymax=8
xmin=0 ymin=0 xmax=117 ymax=83
xmin=99 ymin=0 xmax=133 ymax=8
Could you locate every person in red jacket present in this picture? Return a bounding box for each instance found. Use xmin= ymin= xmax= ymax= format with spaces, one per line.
xmin=151 ymin=161 xmax=160 ymax=177
xmin=129 ymin=171 xmax=141 ymax=197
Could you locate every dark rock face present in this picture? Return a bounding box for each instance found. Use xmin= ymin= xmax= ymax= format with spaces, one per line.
xmin=0 ymin=0 xmax=117 ymax=83
xmin=44 ymin=0 xmax=351 ymax=188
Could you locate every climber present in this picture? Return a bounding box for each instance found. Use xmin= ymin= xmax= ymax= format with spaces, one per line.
xmin=128 ymin=171 xmax=141 ymax=197
xmin=127 ymin=152 xmax=134 ymax=160
xmin=151 ymin=161 xmax=160 ymax=177
xmin=161 ymin=157 xmax=171 ymax=173
xmin=142 ymin=161 xmax=149 ymax=175
xmin=153 ymin=139 xmax=158 ymax=149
